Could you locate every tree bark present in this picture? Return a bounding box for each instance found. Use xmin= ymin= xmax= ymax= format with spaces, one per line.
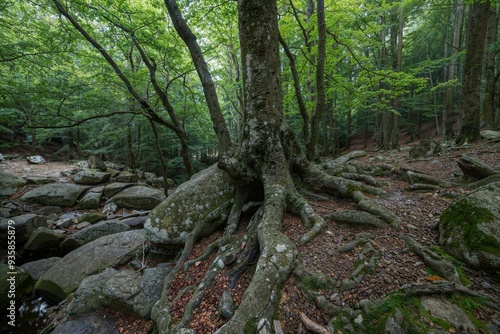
xmin=457 ymin=0 xmax=491 ymax=144
xmin=444 ymin=0 xmax=463 ymax=139
xmin=165 ymin=0 xmax=232 ymax=155
xmin=483 ymin=6 xmax=498 ymax=129
xmin=306 ymin=0 xmax=326 ymax=161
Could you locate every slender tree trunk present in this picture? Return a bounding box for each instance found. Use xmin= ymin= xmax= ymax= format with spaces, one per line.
xmin=444 ymin=0 xmax=463 ymax=139
xmin=457 ymin=0 xmax=491 ymax=144
xmin=148 ymin=119 xmax=169 ymax=197
xmin=165 ymin=0 xmax=232 ymax=155
xmin=483 ymin=6 xmax=497 ymax=128
xmin=306 ymin=0 xmax=326 ymax=161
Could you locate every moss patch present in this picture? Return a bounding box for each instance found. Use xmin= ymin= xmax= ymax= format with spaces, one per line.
xmin=440 ymin=193 xmax=500 ymax=261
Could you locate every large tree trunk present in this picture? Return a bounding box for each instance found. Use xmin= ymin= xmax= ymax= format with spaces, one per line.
xmin=483 ymin=5 xmax=498 ymax=129
xmin=165 ymin=0 xmax=232 ymax=155
xmin=457 ymin=0 xmax=491 ymax=144
xmin=444 ymin=0 xmax=463 ymax=139
xmin=306 ymin=0 xmax=326 ymax=161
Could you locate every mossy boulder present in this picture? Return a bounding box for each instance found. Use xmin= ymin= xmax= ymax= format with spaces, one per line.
xmin=145 ymin=165 xmax=234 ymax=248
xmin=439 ymin=182 xmax=500 ymax=271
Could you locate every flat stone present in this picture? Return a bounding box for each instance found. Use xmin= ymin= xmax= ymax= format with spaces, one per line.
xmin=107 ymin=185 xmax=165 ymax=210
xmin=20 ymin=183 xmax=89 ymax=207
xmin=73 ymin=170 xmax=111 ymax=185
xmin=60 ymin=220 xmax=130 ymax=252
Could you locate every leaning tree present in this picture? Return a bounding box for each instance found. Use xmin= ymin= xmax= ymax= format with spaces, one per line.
xmin=147 ymin=0 xmax=397 ymax=332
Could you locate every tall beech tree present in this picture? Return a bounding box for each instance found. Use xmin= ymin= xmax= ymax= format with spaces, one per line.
xmin=149 ymin=0 xmax=397 ymax=332
xmin=457 ymin=0 xmax=491 ymax=144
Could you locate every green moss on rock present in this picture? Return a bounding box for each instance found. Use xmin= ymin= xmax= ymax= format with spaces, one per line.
xmin=439 ymin=182 xmax=500 ymax=270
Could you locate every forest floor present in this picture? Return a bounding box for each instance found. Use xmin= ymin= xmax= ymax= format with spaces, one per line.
xmin=1 ymin=135 xmax=499 ymax=334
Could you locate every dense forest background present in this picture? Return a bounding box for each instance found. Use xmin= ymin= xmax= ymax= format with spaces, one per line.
xmin=1 ymin=0 xmax=498 ymax=183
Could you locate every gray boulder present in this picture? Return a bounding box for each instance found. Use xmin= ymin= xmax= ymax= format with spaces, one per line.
xmin=26 ymin=155 xmax=46 ymax=164
xmin=103 ymin=264 xmax=170 ymax=318
xmin=69 ymin=264 xmax=169 ymax=319
xmin=60 ymin=220 xmax=130 ymax=252
xmin=24 ymin=227 xmax=66 ymax=251
xmin=480 ymin=130 xmax=500 ymax=141
xmin=20 ymin=183 xmax=89 ymax=207
xmin=103 ymin=182 xmax=133 ymax=198
xmin=35 ymin=229 xmax=146 ymax=303
xmin=0 ymin=172 xmax=27 ymax=197
xmin=68 ymin=268 xmax=119 ymax=316
xmin=0 ymin=214 xmax=47 ymax=245
xmin=439 ymin=182 xmax=500 ymax=270
xmin=73 ymin=170 xmax=111 ymax=185
xmin=114 ymin=171 xmax=138 ymax=183
xmin=78 ymin=191 xmax=103 ymax=209
xmin=107 ymin=185 xmax=165 ymax=210
xmin=88 ymin=155 xmax=107 ymax=172
xmin=145 ymin=164 xmax=234 ymax=247
xmin=20 ymin=257 xmax=61 ymax=281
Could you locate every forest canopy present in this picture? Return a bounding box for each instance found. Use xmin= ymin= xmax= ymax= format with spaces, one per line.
xmin=0 ymin=0 xmax=498 ymax=180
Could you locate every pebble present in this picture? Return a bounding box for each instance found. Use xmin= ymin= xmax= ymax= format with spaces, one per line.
xmin=481 ymin=281 xmax=492 ymax=289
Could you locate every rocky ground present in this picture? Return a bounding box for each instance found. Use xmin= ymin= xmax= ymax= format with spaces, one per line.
xmin=1 ymin=135 xmax=499 ymax=334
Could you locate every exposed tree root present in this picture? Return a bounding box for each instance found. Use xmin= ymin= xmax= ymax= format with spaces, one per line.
xmin=402 ymin=234 xmax=460 ymax=283
xmin=353 ymin=191 xmax=402 ymax=227
xmin=380 ymin=164 xmax=453 ymax=188
xmin=300 ymin=312 xmax=330 ymax=334
xmin=325 ymin=210 xmax=388 ymax=229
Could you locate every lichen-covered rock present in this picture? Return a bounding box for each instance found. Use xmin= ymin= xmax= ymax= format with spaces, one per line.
xmin=439 ymin=182 xmax=500 ymax=271
xmin=107 ymin=186 xmax=165 ymax=210
xmin=480 ymin=130 xmax=500 ymax=141
xmin=0 ymin=172 xmax=27 ymax=197
xmin=35 ymin=230 xmax=146 ymax=303
xmin=73 ymin=170 xmax=111 ymax=185
xmin=78 ymin=191 xmax=103 ymax=209
xmin=20 ymin=183 xmax=89 ymax=207
xmin=26 ymin=155 xmax=46 ymax=164
xmin=67 ymin=268 xmax=118 ymax=316
xmin=102 ymin=264 xmax=170 ymax=319
xmin=145 ymin=165 xmax=234 ymax=247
